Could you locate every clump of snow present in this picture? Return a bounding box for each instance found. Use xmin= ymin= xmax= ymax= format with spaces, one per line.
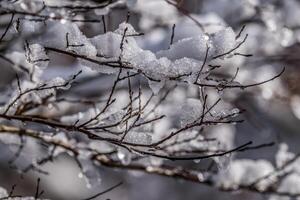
xmin=157 ymin=35 xmax=211 ymax=61
xmin=18 ymin=20 xmax=239 ymax=93
xmin=157 ymin=27 xmax=236 ymax=61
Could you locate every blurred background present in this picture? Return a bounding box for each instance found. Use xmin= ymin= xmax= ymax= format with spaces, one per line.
xmin=0 ymin=0 xmax=300 ymax=199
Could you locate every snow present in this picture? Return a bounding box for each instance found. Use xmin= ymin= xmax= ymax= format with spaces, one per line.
xmin=157 ymin=35 xmax=211 ymax=61
xmin=1 ymin=0 xmax=297 ymax=197
xmin=16 ymin=19 xmax=240 ymax=94
xmin=157 ymin=27 xmax=236 ymax=61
